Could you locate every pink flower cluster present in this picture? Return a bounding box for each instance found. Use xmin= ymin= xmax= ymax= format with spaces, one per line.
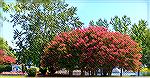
xmin=0 ymin=49 xmax=5 ymax=55
xmin=0 ymin=49 xmax=16 ymax=64
xmin=3 ymin=55 xmax=16 ymax=64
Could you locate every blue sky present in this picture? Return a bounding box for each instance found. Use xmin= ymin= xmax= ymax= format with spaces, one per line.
xmin=0 ymin=0 xmax=150 ymax=48
xmin=66 ymin=0 xmax=149 ymax=26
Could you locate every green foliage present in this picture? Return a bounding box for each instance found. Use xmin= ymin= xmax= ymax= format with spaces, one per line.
xmin=130 ymin=20 xmax=147 ymax=43
xmin=110 ymin=15 xmax=131 ymax=34
xmin=130 ymin=20 xmax=150 ymax=67
xmin=0 ymin=65 xmax=5 ymax=73
xmin=89 ymin=18 xmax=109 ymax=28
xmin=16 ymin=0 xmax=63 ymax=3
xmin=4 ymin=0 xmax=83 ymax=66
xmin=142 ymin=72 xmax=150 ymax=76
xmin=0 ymin=65 xmax=12 ymax=73
xmin=0 ymin=37 xmax=9 ymax=52
xmin=0 ymin=37 xmax=14 ymax=57
xmin=89 ymin=15 xmax=131 ymax=34
xmin=4 ymin=65 xmax=12 ymax=72
xmin=142 ymin=29 xmax=150 ymax=67
xmin=39 ymin=67 xmax=47 ymax=75
xmin=0 ymin=0 xmax=3 ymax=7
xmin=141 ymin=67 xmax=150 ymax=72
xmin=22 ymin=64 xmax=27 ymax=73
xmin=0 ymin=0 xmax=3 ymax=18
xmin=2 ymin=2 xmax=10 ymax=12
xmin=27 ymin=68 xmax=37 ymax=77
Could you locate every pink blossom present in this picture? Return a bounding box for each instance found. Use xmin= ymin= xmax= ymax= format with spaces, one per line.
xmin=0 ymin=49 xmax=5 ymax=55
xmin=60 ymin=44 xmax=66 ymax=47
xmin=3 ymin=55 xmax=16 ymax=63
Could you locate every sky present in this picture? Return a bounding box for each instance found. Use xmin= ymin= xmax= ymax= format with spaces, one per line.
xmin=66 ymin=0 xmax=149 ymax=26
xmin=0 ymin=0 xmax=150 ymax=48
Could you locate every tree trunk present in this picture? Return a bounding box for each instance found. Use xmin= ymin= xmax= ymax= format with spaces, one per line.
xmin=81 ymin=69 xmax=85 ymax=76
xmin=108 ymin=68 xmax=113 ymax=76
xmin=91 ymin=70 xmax=94 ymax=76
xmin=102 ymin=67 xmax=113 ymax=76
xmin=138 ymin=69 xmax=140 ymax=76
xmin=88 ymin=70 xmax=90 ymax=76
xmin=120 ymin=67 xmax=123 ymax=77
xmin=100 ymin=68 xmax=103 ymax=76
xmin=103 ymin=70 xmax=107 ymax=76
xmin=69 ymin=70 xmax=73 ymax=76
xmin=95 ymin=69 xmax=98 ymax=76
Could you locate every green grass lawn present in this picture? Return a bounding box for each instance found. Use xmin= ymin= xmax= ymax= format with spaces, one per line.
xmin=0 ymin=75 xmax=25 ymax=78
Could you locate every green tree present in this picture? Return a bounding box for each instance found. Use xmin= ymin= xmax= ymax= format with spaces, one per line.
xmin=110 ymin=15 xmax=131 ymax=34
xmin=90 ymin=16 xmax=150 ymax=68
xmin=130 ymin=20 xmax=150 ymax=67
xmin=3 ymin=0 xmax=83 ymax=66
xmin=89 ymin=15 xmax=131 ymax=34
xmin=89 ymin=18 xmax=109 ymax=28
xmin=144 ymin=29 xmax=150 ymax=67
xmin=0 ymin=37 xmax=14 ymax=57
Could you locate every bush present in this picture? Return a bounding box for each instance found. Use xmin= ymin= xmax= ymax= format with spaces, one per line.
xmin=22 ymin=65 xmax=27 ymax=73
xmin=4 ymin=65 xmax=12 ymax=72
xmin=141 ymin=67 xmax=150 ymax=72
xmin=0 ymin=65 xmax=5 ymax=73
xmin=27 ymin=68 xmax=37 ymax=77
xmin=0 ymin=65 xmax=12 ymax=73
xmin=39 ymin=67 xmax=47 ymax=75
xmin=142 ymin=72 xmax=150 ymax=76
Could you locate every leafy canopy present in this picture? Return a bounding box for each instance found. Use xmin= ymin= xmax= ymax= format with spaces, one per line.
xmin=3 ymin=0 xmax=83 ymax=66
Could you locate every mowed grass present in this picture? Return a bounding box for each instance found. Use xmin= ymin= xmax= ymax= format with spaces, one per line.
xmin=0 ymin=75 xmax=25 ymax=78
xmin=0 ymin=75 xmax=150 ymax=78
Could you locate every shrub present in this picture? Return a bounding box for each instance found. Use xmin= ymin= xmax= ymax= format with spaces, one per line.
xmin=0 ymin=65 xmax=12 ymax=73
xmin=141 ymin=67 xmax=150 ymax=72
xmin=0 ymin=65 xmax=5 ymax=73
xmin=39 ymin=67 xmax=47 ymax=75
xmin=141 ymin=67 xmax=150 ymax=76
xmin=142 ymin=72 xmax=150 ymax=76
xmin=4 ymin=65 xmax=12 ymax=72
xmin=22 ymin=65 xmax=27 ymax=73
xmin=27 ymin=68 xmax=37 ymax=77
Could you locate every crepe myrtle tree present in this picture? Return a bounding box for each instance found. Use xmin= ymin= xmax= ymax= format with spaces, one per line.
xmin=41 ymin=26 xmax=142 ymax=76
xmin=90 ymin=16 xmax=149 ymax=71
xmin=0 ymin=49 xmax=16 ymax=64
